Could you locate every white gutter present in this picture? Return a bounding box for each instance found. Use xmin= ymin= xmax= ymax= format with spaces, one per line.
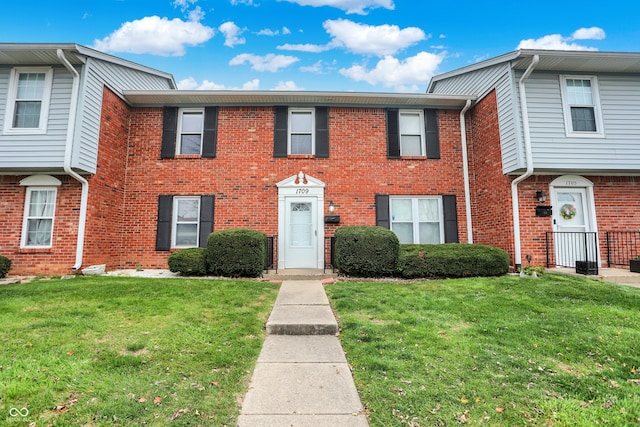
xmin=459 ymin=99 xmax=473 ymax=243
xmin=57 ymin=49 xmax=88 ymax=271
xmin=511 ymin=54 xmax=539 ymax=269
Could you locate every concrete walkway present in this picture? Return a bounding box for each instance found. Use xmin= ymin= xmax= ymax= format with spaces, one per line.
xmin=237 ymin=280 xmax=369 ymax=427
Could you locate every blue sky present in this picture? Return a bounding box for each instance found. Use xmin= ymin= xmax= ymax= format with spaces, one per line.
xmin=2 ymin=0 xmax=637 ymax=92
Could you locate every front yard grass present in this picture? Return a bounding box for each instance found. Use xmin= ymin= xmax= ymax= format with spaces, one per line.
xmin=326 ymin=274 xmax=640 ymax=426
xmin=0 ymin=276 xmax=278 ymax=426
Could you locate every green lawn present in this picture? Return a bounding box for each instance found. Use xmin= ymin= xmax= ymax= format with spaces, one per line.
xmin=326 ymin=274 xmax=640 ymax=426
xmin=0 ymin=276 xmax=278 ymax=426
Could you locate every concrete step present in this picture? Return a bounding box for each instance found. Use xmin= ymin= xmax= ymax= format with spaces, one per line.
xmin=265 ymin=280 xmax=339 ymax=336
xmin=263 ymin=268 xmax=337 ymax=281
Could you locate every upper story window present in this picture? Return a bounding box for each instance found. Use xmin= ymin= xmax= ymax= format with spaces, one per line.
xmin=399 ymin=110 xmax=426 ymax=156
xmin=289 ymin=108 xmax=315 ymax=155
xmin=4 ymin=67 xmax=53 ymax=134
xmin=390 ymin=196 xmax=444 ymax=244
xmin=177 ymin=109 xmax=204 ymax=155
xmin=560 ymin=75 xmax=604 ymax=137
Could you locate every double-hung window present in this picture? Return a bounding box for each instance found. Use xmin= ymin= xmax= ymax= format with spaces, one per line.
xmin=399 ymin=110 xmax=425 ymax=156
xmin=4 ymin=67 xmax=53 ymax=134
xmin=289 ymin=108 xmax=314 ymax=155
xmin=560 ymin=75 xmax=604 ymax=137
xmin=177 ymin=109 xmax=204 ymax=155
xmin=172 ymin=197 xmax=200 ymax=248
xmin=390 ymin=196 xmax=443 ymax=244
xmin=22 ymin=187 xmax=57 ymax=248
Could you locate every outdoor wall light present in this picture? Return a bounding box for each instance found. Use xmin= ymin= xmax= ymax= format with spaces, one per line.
xmin=328 ymin=200 xmax=335 ymax=213
xmin=535 ymin=190 xmax=547 ymax=203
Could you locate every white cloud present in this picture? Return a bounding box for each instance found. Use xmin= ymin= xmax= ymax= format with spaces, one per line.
xmin=300 ymin=60 xmax=325 ymax=73
xmin=173 ymin=0 xmax=198 ymax=12
xmin=324 ymin=19 xmax=426 ymax=56
xmin=278 ymin=43 xmax=332 ymax=53
xmin=340 ymin=51 xmax=444 ymax=91
xmin=177 ymin=76 xmax=260 ymax=90
xmin=229 ymin=53 xmax=300 ymax=72
xmin=219 ymin=21 xmax=246 ymax=47
xmin=93 ymin=13 xmax=214 ymax=56
xmin=257 ymin=26 xmax=292 ymax=36
xmin=281 ymin=0 xmax=394 ymax=15
xmin=231 ymin=0 xmax=255 ymax=4
xmin=272 ymin=80 xmax=304 ymax=90
xmin=517 ymin=27 xmax=605 ymax=51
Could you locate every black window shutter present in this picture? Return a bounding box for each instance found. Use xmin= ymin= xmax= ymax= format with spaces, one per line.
xmin=425 ymin=109 xmax=440 ymax=159
xmin=375 ymin=194 xmax=390 ymax=229
xmin=442 ymin=195 xmax=459 ymax=243
xmin=315 ymin=107 xmax=329 ymax=158
xmin=199 ymin=195 xmax=214 ymax=247
xmin=156 ymin=195 xmax=173 ymax=251
xmin=161 ymin=107 xmax=178 ymax=159
xmin=202 ymin=107 xmax=218 ymax=158
xmin=273 ymin=106 xmax=288 ymax=158
xmin=386 ymin=109 xmax=400 ymax=159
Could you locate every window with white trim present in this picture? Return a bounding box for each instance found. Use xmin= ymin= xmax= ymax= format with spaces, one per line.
xmin=22 ymin=187 xmax=57 ymax=247
xmin=560 ymin=76 xmax=604 ymax=137
xmin=4 ymin=68 xmax=53 ymax=134
xmin=399 ymin=110 xmax=425 ymax=156
xmin=177 ymin=109 xmax=204 ymax=154
xmin=390 ymin=196 xmax=443 ymax=244
xmin=289 ymin=108 xmax=314 ymax=154
xmin=173 ymin=196 xmax=200 ymax=247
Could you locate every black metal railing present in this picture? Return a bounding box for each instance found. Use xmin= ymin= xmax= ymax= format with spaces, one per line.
xmin=605 ymin=231 xmax=640 ymax=267
xmin=263 ymin=235 xmax=335 ymax=272
xmin=545 ymin=232 xmax=599 ymax=273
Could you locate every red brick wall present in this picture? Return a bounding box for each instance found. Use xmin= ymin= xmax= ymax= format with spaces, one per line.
xmin=122 ymin=106 xmax=468 ymax=269
xmin=82 ymin=87 xmax=131 ymax=270
xmin=466 ymin=90 xmax=515 ymax=260
xmin=0 ymin=175 xmax=80 ymax=275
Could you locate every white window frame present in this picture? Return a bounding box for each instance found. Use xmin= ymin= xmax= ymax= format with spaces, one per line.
xmin=4 ymin=67 xmax=53 ymax=135
xmin=559 ymin=75 xmax=604 ymax=138
xmin=390 ymin=196 xmax=444 ymax=244
xmin=399 ymin=109 xmax=426 ymax=156
xmin=172 ymin=196 xmax=201 ymax=248
xmin=176 ymin=108 xmax=204 ymax=155
xmin=288 ymin=108 xmax=315 ymax=155
xmin=21 ymin=186 xmax=58 ymax=248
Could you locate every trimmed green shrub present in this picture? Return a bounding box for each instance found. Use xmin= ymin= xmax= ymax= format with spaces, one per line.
xmin=334 ymin=226 xmax=399 ymax=277
xmin=167 ymin=248 xmax=207 ymax=276
xmin=0 ymin=255 xmax=11 ymax=278
xmin=206 ymin=229 xmax=266 ymax=278
xmin=398 ymin=244 xmax=510 ymax=278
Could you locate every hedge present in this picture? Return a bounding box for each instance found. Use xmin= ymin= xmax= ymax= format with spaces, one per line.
xmin=334 ymin=226 xmax=399 ymax=277
xmin=398 ymin=244 xmax=510 ymax=278
xmin=0 ymin=255 xmax=11 ymax=278
xmin=167 ymin=248 xmax=207 ymax=276
xmin=206 ymin=228 xmax=266 ymax=278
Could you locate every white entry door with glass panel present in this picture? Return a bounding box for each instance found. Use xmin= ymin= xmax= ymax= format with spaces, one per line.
xmin=284 ymin=197 xmax=318 ymax=268
xmin=552 ymin=188 xmax=595 ymax=267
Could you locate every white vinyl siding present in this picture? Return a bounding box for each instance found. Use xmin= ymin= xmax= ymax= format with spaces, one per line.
xmin=21 ymin=187 xmax=57 ymax=248
xmin=177 ymin=109 xmax=204 ymax=155
xmin=4 ymin=67 xmax=53 ymax=134
xmin=288 ymin=108 xmax=314 ymax=155
xmin=560 ymin=75 xmax=604 ymax=137
xmin=390 ymin=197 xmax=443 ymax=244
xmin=399 ymin=110 xmax=425 ymax=156
xmin=172 ymin=197 xmax=200 ymax=248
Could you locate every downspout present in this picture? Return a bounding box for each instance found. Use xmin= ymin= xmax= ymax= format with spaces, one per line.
xmin=459 ymin=99 xmax=473 ymax=243
xmin=57 ymin=49 xmax=88 ymax=271
xmin=511 ymin=54 xmax=539 ymax=270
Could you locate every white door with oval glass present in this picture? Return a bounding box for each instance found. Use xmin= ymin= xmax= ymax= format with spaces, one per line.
xmin=284 ymin=198 xmax=318 ymax=268
xmin=552 ymin=188 xmax=596 ymax=267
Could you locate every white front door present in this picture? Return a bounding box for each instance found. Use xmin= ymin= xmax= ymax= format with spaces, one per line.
xmin=552 ymin=188 xmax=595 ymax=267
xmin=284 ymin=197 xmax=318 ymax=268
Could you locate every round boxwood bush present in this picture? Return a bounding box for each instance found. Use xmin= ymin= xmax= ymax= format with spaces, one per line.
xmin=334 ymin=226 xmax=399 ymax=277
xmin=0 ymin=255 xmax=11 ymax=278
xmin=167 ymin=248 xmax=207 ymax=276
xmin=206 ymin=228 xmax=266 ymax=278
